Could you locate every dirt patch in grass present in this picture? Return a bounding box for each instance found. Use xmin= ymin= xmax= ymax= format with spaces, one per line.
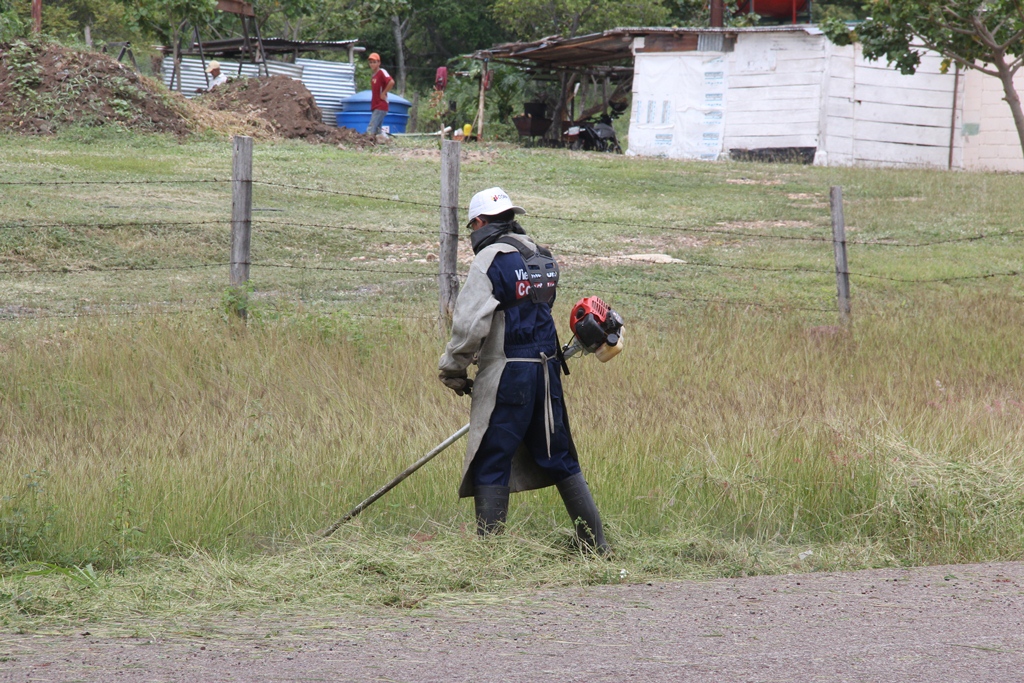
xmin=715 ymin=219 xmax=818 ymax=233
xmin=547 ymin=232 xmax=708 ymax=268
xmin=725 ymin=177 xmax=783 ymax=185
xmin=561 ymin=252 xmax=685 ymax=267
xmin=391 ymin=147 xmax=501 ymax=163
xmin=350 ymin=240 xmax=440 ymax=264
xmin=616 ymin=233 xmax=708 ymax=250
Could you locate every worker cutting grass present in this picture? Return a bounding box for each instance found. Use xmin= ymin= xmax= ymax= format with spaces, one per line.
xmin=438 ymin=187 xmax=623 ymax=553
xmin=323 ymin=187 xmax=626 ymax=553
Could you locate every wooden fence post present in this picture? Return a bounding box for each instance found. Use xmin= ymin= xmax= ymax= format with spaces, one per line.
xmin=231 ymin=135 xmax=253 ymax=318
xmin=830 ymin=186 xmax=852 ymax=323
xmin=438 ymin=139 xmax=461 ymax=332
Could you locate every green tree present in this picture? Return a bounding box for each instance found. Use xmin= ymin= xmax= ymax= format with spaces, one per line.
xmin=668 ymin=0 xmax=706 ymax=25
xmin=491 ymin=0 xmax=671 ymax=41
xmin=253 ymin=0 xmax=318 ymax=40
xmin=119 ymin=0 xmax=217 ymax=90
xmin=811 ymin=0 xmax=866 ymax=22
xmin=410 ymin=0 xmax=510 ymax=63
xmin=0 ymin=0 xmax=26 ymax=41
xmin=823 ymin=0 xmax=1024 ymax=159
xmin=488 ymin=0 xmax=669 ymax=140
xmin=376 ymin=0 xmax=413 ymax=94
xmin=295 ymin=0 xmax=510 ymax=93
xmin=3 ymin=1 xmax=139 ymax=45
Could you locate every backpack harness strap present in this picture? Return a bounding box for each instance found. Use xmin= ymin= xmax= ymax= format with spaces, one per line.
xmin=496 ymin=236 xmax=560 ymax=309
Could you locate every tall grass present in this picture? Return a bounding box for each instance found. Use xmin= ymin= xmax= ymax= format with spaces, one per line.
xmin=3 ymin=291 xmax=1024 ymax=573
xmin=3 ymin=135 xmax=1024 ymax=621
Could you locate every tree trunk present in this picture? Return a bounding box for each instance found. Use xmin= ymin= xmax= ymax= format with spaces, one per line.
xmin=995 ymin=61 xmax=1024 ymax=161
xmin=391 ymin=15 xmax=408 ymax=95
xmin=967 ymin=16 xmax=1024 ymax=163
xmin=171 ymin=26 xmax=182 ymax=92
xmin=569 ymin=11 xmax=580 ymax=38
xmin=544 ymin=72 xmax=578 ymax=142
xmin=285 ymin=19 xmax=302 ymax=62
xmin=84 ymin=24 xmax=92 ymax=48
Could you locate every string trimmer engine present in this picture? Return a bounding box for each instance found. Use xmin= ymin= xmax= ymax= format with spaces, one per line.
xmin=567 ymin=296 xmax=625 ymax=362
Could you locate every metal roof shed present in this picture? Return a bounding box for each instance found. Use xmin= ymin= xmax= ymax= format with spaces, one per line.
xmin=194 ymin=37 xmax=362 ymax=64
xmin=476 ymin=28 xmax=737 ymax=71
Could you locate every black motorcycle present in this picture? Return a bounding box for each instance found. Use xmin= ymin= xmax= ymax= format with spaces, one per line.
xmin=568 ymin=113 xmax=622 ymax=154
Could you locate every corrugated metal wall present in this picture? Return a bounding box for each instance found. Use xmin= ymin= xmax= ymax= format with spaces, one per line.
xmin=296 ymin=59 xmax=356 ymax=125
xmin=161 ymin=57 xmax=356 ymax=126
xmin=162 ymin=58 xmax=303 ymax=96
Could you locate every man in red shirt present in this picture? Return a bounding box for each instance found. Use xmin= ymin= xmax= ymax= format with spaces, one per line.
xmin=367 ymin=52 xmax=395 ymax=136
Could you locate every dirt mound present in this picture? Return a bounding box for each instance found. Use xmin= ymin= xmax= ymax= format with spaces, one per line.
xmin=197 ymin=74 xmax=371 ymax=146
xmin=0 ymin=40 xmax=194 ymax=136
xmin=0 ymin=41 xmax=370 ymax=144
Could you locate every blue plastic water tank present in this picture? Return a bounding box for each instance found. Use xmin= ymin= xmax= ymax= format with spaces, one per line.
xmin=337 ymin=91 xmax=412 ymax=133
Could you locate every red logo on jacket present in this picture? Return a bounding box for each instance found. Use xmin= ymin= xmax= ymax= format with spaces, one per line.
xmin=515 ymin=280 xmax=531 ymax=299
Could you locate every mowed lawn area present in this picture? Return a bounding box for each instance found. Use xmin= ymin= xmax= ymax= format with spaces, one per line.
xmin=2 ymin=130 xmax=1023 ymax=630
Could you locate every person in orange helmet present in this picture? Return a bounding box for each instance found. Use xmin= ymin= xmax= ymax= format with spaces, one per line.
xmin=366 ymin=52 xmax=394 ymax=136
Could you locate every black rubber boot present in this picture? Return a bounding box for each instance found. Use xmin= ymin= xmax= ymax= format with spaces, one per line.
xmin=474 ymin=485 xmax=510 ymax=536
xmin=555 ymin=473 xmax=609 ymax=555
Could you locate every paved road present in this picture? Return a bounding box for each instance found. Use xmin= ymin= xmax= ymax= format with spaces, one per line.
xmin=3 ymin=561 xmax=1023 ymax=682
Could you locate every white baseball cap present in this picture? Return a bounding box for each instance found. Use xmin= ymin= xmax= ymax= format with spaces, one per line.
xmin=467 ymin=187 xmax=525 ymax=227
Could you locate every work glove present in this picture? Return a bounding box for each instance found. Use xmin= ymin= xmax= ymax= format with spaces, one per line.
xmin=440 ymin=373 xmax=473 ymax=396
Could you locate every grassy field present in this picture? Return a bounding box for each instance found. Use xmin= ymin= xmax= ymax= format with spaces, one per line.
xmin=2 ymin=130 xmax=1024 ymax=630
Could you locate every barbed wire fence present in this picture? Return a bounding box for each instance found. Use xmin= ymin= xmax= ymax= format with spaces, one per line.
xmin=1 ymin=135 xmax=1022 ymax=325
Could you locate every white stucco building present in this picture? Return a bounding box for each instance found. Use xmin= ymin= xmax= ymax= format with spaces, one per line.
xmin=627 ymin=26 xmax=1024 ymax=171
